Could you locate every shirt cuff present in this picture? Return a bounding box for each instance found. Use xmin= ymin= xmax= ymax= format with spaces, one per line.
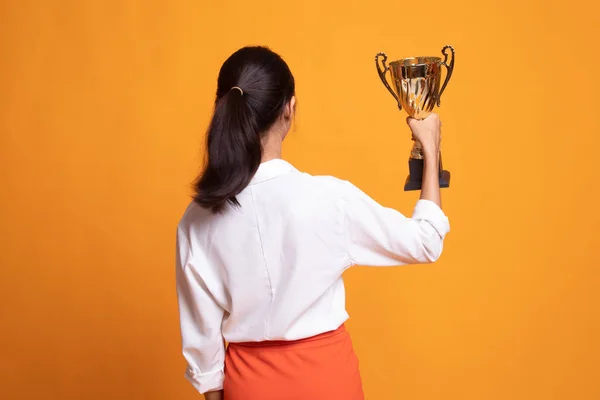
xmin=185 ymin=366 xmax=224 ymax=394
xmin=412 ymin=199 xmax=450 ymax=238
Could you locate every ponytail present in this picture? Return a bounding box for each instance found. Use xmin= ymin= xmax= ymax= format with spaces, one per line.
xmin=192 ymin=46 xmax=295 ymax=214
xmin=193 ymin=89 xmax=262 ymax=213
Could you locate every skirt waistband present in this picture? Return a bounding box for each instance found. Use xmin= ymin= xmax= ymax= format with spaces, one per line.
xmin=229 ymin=324 xmax=347 ymax=348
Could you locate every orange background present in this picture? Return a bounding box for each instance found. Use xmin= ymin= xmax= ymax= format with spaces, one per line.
xmin=1 ymin=1 xmax=599 ymax=399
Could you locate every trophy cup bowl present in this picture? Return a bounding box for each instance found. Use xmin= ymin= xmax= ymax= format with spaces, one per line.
xmin=375 ymin=45 xmax=455 ymax=191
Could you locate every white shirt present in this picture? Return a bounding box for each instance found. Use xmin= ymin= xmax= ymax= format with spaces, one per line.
xmin=175 ymin=159 xmax=450 ymax=394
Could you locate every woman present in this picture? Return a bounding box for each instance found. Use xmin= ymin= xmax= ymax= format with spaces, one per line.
xmin=175 ymin=46 xmax=449 ymax=400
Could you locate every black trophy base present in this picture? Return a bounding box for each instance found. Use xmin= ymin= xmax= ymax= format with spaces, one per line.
xmin=404 ymin=156 xmax=451 ymax=191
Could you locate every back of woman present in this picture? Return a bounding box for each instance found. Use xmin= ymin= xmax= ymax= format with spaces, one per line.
xmin=175 ymin=46 xmax=450 ymax=400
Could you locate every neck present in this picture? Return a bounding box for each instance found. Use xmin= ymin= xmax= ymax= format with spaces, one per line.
xmin=261 ymin=131 xmax=283 ymax=163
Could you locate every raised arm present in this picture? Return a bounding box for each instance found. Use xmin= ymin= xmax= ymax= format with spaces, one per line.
xmin=342 ymin=114 xmax=449 ymax=267
xmin=342 ymin=182 xmax=449 ymax=266
xmin=408 ymin=113 xmax=443 ymax=208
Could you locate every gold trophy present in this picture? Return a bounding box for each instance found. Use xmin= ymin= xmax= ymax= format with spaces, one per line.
xmin=375 ymin=45 xmax=455 ymax=191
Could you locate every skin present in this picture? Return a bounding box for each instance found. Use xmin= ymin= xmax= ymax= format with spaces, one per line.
xmin=407 ymin=114 xmax=443 ymax=208
xmin=260 ymin=95 xmax=296 ymax=162
xmin=203 ymin=99 xmax=442 ymax=400
xmin=204 ymin=391 xmax=223 ymax=400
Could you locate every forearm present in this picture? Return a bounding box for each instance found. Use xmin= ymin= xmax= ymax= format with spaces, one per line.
xmin=204 ymin=390 xmax=224 ymax=400
xmin=419 ymin=150 xmax=442 ymax=208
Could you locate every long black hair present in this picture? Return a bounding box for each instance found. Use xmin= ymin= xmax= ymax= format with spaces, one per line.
xmin=193 ymin=46 xmax=295 ymax=213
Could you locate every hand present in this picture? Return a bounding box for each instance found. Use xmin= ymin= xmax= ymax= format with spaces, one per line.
xmin=406 ymin=113 xmax=442 ymax=157
xmin=204 ymin=390 xmax=223 ymax=400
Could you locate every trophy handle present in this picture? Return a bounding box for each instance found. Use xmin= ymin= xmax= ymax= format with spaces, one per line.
xmin=437 ymin=45 xmax=455 ymax=107
xmin=375 ymin=52 xmax=401 ymax=110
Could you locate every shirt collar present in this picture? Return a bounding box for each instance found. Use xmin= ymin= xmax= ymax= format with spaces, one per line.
xmin=249 ymin=158 xmax=297 ymax=185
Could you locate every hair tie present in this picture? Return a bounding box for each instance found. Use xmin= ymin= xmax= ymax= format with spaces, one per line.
xmin=231 ymin=86 xmax=244 ymax=96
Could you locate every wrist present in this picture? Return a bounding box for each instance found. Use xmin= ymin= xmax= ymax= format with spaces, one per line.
xmin=422 ymin=147 xmax=440 ymax=161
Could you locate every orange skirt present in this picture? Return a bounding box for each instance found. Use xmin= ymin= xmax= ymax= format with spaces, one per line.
xmin=223 ymin=324 xmax=364 ymax=400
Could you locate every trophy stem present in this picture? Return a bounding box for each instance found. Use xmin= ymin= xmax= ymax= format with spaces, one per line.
xmin=410 ymin=140 xmax=424 ymax=160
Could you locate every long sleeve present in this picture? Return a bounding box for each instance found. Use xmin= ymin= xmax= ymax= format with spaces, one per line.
xmin=341 ymin=182 xmax=450 ymax=266
xmin=175 ymin=227 xmax=226 ymax=394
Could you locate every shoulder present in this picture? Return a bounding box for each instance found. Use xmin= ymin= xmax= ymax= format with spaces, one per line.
xmin=176 ymin=200 xmax=214 ymax=235
xmin=281 ymin=167 xmax=376 ymax=211
xmin=287 ymin=172 xmax=352 ymax=205
xmin=299 ymin=172 xmax=369 ymax=204
xmin=295 ymin=171 xmax=357 ymax=195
